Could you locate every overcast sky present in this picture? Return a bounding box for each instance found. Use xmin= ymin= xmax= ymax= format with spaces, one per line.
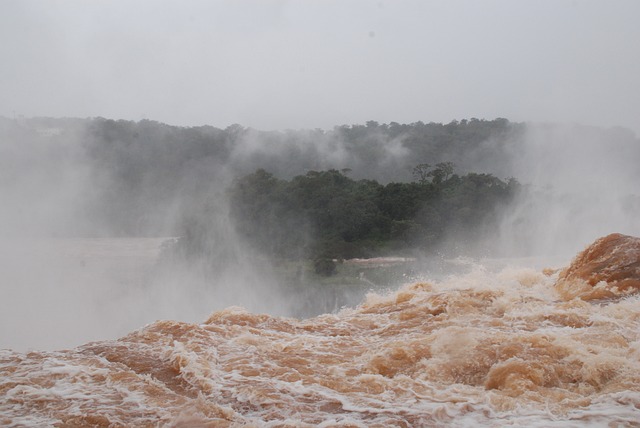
xmin=1 ymin=0 xmax=639 ymax=133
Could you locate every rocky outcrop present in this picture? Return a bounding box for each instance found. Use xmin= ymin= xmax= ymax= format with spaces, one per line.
xmin=555 ymin=233 xmax=640 ymax=300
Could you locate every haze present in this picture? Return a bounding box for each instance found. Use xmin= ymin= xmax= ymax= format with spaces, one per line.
xmin=1 ymin=0 xmax=639 ymax=133
xmin=2 ymin=1 xmax=640 ymax=352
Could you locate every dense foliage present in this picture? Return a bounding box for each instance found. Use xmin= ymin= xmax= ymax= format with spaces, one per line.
xmin=0 ymin=116 xmax=525 ymax=236
xmin=228 ymin=165 xmax=520 ymax=265
xmin=4 ymin=116 xmax=637 ymax=263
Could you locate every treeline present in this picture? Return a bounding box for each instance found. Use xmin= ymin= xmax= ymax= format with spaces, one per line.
xmin=0 ymin=116 xmax=526 ymax=237
xmin=3 ymin=116 xmax=638 ymax=260
xmin=225 ymin=164 xmax=520 ymax=269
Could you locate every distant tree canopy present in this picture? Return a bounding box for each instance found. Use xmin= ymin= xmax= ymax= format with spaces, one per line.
xmin=6 ymin=116 xmax=637 ymax=260
xmin=69 ymin=117 xmax=524 ymax=236
xmin=227 ymin=165 xmax=520 ymax=260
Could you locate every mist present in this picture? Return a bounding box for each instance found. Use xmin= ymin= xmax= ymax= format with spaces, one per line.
xmin=0 ymin=118 xmax=289 ymax=351
xmin=1 ymin=116 xmax=638 ymax=351
xmin=1 ymin=1 xmax=640 ymax=352
xmin=497 ymin=123 xmax=640 ymax=259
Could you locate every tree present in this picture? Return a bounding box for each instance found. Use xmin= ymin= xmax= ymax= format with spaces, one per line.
xmin=412 ymin=163 xmax=432 ymax=184
xmin=428 ymin=162 xmax=455 ymax=185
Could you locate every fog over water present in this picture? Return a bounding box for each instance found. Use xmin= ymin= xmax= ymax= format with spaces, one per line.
xmin=1 ymin=118 xmax=639 ymax=353
xmin=1 ymin=2 xmax=640 ymax=425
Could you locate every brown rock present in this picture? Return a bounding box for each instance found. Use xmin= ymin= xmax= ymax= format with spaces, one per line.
xmin=555 ymin=233 xmax=640 ymax=301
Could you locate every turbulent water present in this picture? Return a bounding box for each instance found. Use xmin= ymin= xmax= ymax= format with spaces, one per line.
xmin=2 ymin=240 xmax=640 ymax=426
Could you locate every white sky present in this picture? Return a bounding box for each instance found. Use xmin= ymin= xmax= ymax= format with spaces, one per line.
xmin=1 ymin=0 xmax=639 ymax=133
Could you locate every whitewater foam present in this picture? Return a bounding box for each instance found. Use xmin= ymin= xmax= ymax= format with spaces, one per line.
xmin=2 ymin=254 xmax=640 ymax=426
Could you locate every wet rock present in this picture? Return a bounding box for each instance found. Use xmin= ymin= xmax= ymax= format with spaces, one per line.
xmin=556 ymin=233 xmax=640 ymax=300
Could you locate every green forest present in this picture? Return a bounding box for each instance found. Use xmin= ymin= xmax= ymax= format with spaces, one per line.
xmin=2 ymin=115 xmax=639 ymax=315
xmin=2 ymin=115 xmax=638 ymax=272
xmin=224 ymin=165 xmax=519 ymax=274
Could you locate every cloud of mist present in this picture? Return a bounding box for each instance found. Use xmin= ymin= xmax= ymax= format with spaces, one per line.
xmin=0 ymin=120 xmax=89 ymax=238
xmin=2 ymin=116 xmax=639 ymax=351
xmin=0 ymin=118 xmax=294 ymax=351
xmin=224 ymin=124 xmax=412 ymax=182
xmin=2 ymin=117 xmax=424 ymax=351
xmin=3 ymin=0 xmax=640 ymax=353
xmin=496 ymin=123 xmax=640 ymax=259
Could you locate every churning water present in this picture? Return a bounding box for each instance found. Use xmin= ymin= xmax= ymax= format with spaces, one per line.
xmin=1 ymin=238 xmax=640 ymax=427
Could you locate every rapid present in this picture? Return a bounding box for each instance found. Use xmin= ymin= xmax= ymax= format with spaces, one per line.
xmin=2 ymin=234 xmax=640 ymax=427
